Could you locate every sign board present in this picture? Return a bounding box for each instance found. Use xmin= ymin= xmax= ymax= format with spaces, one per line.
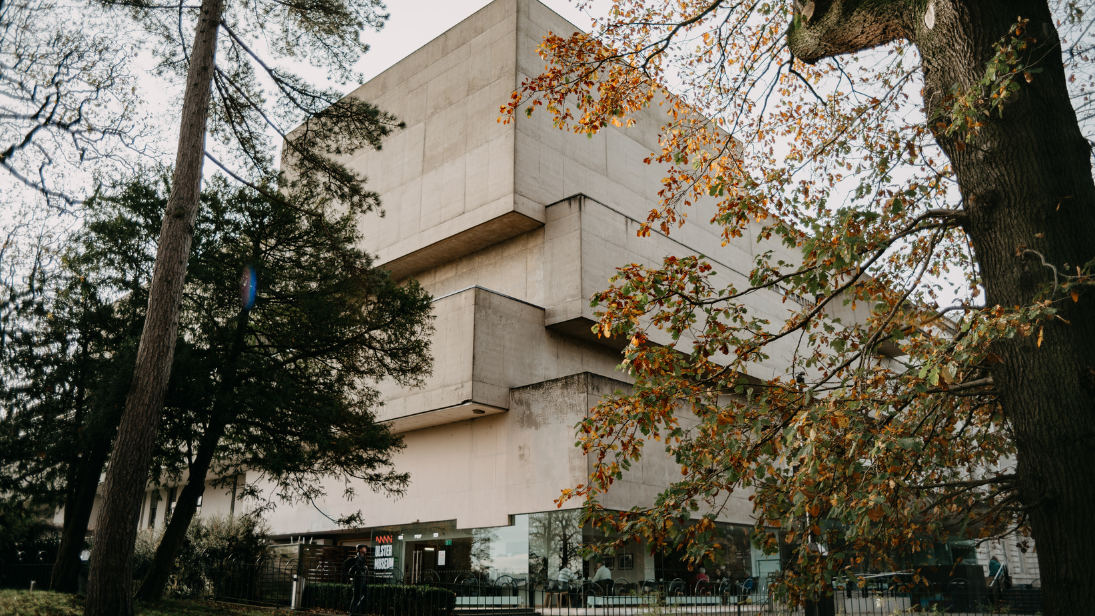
xmin=374 ymin=543 xmax=394 ymax=570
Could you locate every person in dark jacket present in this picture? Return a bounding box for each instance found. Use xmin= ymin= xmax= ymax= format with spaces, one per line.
xmin=350 ymin=544 xmax=369 ymax=616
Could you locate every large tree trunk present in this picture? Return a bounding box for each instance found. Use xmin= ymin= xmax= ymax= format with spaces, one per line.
xmin=51 ymin=363 xmax=93 ymax=594
xmin=83 ymin=0 xmax=223 ymax=611
xmin=790 ymin=0 xmax=1095 ymax=612
xmin=50 ymin=437 xmax=111 ymax=593
xmin=135 ymin=300 xmax=250 ymax=602
xmin=133 ymin=420 xmax=226 ymax=602
xmin=920 ymin=3 xmax=1095 ymax=611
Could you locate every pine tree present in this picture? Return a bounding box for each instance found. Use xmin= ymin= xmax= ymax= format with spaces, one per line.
xmin=3 ymin=172 xmax=432 ymax=599
xmin=81 ymin=0 xmax=405 ymax=609
xmin=0 ymin=206 xmax=149 ymax=593
xmin=133 ymin=174 xmax=433 ymax=600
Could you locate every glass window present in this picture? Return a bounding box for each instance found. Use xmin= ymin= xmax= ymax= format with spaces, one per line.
xmin=148 ymin=491 xmax=160 ymax=529
xmin=529 ymin=510 xmax=584 ymax=582
xmin=651 ymin=521 xmax=762 ymax=584
xmin=716 ymin=523 xmax=754 ymax=580
xmin=340 ymin=519 xmax=533 ymax=588
xmin=472 ymin=515 xmax=529 ymax=582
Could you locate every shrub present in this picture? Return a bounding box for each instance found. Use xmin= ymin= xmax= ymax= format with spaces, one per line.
xmin=302 ymin=582 xmax=351 ymax=611
xmin=303 ymin=583 xmax=455 ymax=616
xmin=132 ymin=513 xmax=268 ymax=598
xmin=0 ymin=503 xmax=61 ymax=565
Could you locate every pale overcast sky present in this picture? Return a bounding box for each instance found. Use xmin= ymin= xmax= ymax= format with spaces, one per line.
xmin=355 ymin=0 xmax=591 ymax=84
xmin=0 ymin=0 xmax=595 ymax=226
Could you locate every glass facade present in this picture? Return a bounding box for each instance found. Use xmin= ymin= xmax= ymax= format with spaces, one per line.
xmin=529 ymin=510 xmax=584 ymax=581
xmin=646 ymin=521 xmax=764 ymax=585
xmin=337 ymin=512 xmax=779 ymax=591
xmin=471 ymin=514 xmax=530 ymax=580
xmin=340 ymin=517 xmax=531 ymax=585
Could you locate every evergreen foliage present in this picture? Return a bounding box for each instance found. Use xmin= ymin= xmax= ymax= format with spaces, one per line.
xmin=132 ymin=514 xmax=268 ymax=597
xmin=81 ymin=0 xmax=411 ymax=603
xmin=0 ymin=171 xmax=433 ymax=597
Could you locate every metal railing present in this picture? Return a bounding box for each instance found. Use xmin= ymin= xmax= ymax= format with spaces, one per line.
xmin=212 ymin=557 xmax=301 ymax=608
xmin=0 ymin=563 xmax=54 ymax=591
xmin=0 ymin=560 xmax=1045 ymax=616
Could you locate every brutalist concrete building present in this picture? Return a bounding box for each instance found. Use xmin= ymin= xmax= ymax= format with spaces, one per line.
xmin=245 ymin=0 xmax=798 ymax=585
xmin=119 ymin=0 xmax=1040 ymax=591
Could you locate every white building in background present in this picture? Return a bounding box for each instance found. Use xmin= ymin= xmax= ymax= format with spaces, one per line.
xmin=69 ymin=0 xmax=1037 ymax=591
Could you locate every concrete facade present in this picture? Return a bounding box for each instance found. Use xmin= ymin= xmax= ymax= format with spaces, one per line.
xmin=249 ymin=0 xmax=790 ymax=579
xmin=84 ymin=0 xmax=1037 ymax=589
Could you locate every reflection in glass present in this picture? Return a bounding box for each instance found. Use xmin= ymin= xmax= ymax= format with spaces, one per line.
xmin=471 ymin=514 xmax=529 ymax=581
xmin=529 ymin=510 xmax=584 ymax=582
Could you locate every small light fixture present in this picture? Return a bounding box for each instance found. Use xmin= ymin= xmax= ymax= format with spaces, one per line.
xmin=433 ymin=533 xmax=439 ymax=538
xmin=473 ymin=409 xmax=485 ymax=415
xmin=414 ymin=534 xmax=422 ymax=539
xmin=424 ymin=547 xmax=436 ymax=551
xmin=397 ymin=535 xmax=403 ymax=540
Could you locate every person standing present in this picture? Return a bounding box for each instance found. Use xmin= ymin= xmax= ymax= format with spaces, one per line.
xmin=350 ymin=544 xmax=369 ymax=616
xmin=988 ymin=556 xmax=1002 ymax=583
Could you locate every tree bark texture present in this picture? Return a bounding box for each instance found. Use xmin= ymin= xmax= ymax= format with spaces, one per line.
xmin=790 ymin=0 xmax=1095 ymax=612
xmin=133 ymin=420 xmax=226 ymax=602
xmin=50 ymin=438 xmax=111 ymax=593
xmin=83 ymin=0 xmax=224 ymax=612
xmin=134 ymin=304 xmax=250 ymax=601
xmin=51 ymin=368 xmax=93 ymax=594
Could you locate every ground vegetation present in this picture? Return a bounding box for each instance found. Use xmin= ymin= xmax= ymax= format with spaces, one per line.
xmin=0 ymin=590 xmax=280 ymax=616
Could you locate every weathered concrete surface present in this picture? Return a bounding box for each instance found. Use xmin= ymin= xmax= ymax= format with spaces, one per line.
xmin=343 ymin=0 xmax=801 ymax=286
xmin=262 ymin=373 xmax=614 ymax=532
xmin=107 ymin=0 xmax=802 ymax=538
xmin=374 ymin=286 xmax=625 ymax=425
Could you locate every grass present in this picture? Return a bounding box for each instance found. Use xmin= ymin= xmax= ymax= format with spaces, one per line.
xmin=0 ymin=590 xmax=283 ymax=616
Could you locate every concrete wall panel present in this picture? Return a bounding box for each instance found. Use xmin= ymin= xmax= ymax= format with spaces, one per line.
xmin=261 ymin=376 xmax=592 ymax=533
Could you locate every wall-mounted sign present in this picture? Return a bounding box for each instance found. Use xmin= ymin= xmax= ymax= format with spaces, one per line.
xmin=374 ymin=543 xmax=394 ymax=570
xmin=375 ymin=535 xmax=393 ymax=544
xmin=438 ymin=551 xmax=446 ymax=566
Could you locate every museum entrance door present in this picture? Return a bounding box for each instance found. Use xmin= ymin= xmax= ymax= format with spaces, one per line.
xmin=409 ymin=543 xmax=439 ymax=584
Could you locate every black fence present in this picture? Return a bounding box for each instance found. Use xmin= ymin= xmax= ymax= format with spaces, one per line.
xmin=206 ymin=560 xmax=1042 ymax=615
xmin=0 ymin=560 xmax=1043 ymax=615
xmin=0 ymin=563 xmax=53 ymax=591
